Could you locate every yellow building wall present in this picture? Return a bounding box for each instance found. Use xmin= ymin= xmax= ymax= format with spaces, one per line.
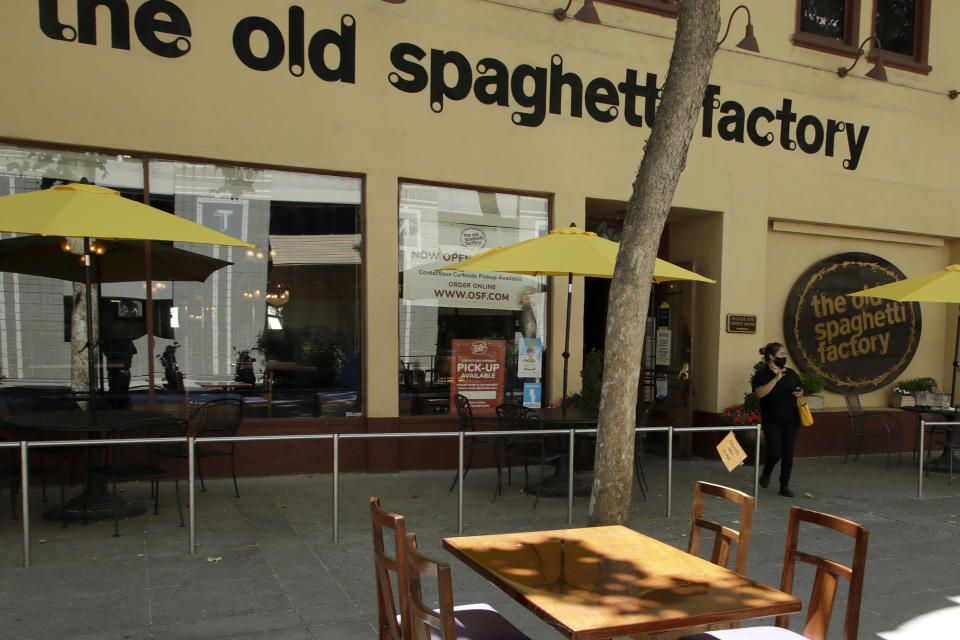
xmin=2 ymin=0 xmax=959 ymax=416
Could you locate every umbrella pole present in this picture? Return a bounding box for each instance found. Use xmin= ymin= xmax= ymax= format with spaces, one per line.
xmin=952 ymin=307 xmax=960 ymax=408
xmin=561 ymin=273 xmax=572 ymax=415
xmin=83 ymin=237 xmax=97 ymax=419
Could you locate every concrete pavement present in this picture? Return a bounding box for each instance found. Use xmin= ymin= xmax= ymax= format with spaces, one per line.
xmin=1 ymin=451 xmax=959 ymax=639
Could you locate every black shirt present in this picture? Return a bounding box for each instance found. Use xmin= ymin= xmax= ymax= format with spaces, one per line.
xmin=751 ymin=366 xmax=802 ymax=425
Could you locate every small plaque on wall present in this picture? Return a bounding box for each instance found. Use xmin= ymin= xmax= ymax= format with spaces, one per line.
xmin=726 ymin=314 xmax=757 ymax=334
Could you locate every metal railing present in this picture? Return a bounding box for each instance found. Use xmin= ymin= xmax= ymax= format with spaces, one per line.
xmin=6 ymin=423 xmax=762 ymax=567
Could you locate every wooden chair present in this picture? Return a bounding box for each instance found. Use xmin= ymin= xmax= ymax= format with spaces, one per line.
xmin=679 ymin=507 xmax=869 ymax=640
xmin=842 ymin=393 xmax=900 ymax=467
xmin=687 ymin=481 xmax=754 ymax=576
xmin=404 ymin=533 xmax=531 ymax=640
xmin=370 ymin=497 xmax=413 ymax=640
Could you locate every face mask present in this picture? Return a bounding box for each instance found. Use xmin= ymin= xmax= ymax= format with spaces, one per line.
xmin=774 ymin=357 xmax=787 ymax=368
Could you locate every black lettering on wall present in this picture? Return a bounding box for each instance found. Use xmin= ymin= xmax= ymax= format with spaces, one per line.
xmin=796 ymin=115 xmax=824 ymax=154
xmin=233 ymin=16 xmax=285 ymax=71
xmin=843 ymin=124 xmax=869 ymax=170
xmin=701 ymin=84 xmax=721 ymax=138
xmin=549 ymin=55 xmax=583 ymax=118
xmin=288 ymin=5 xmax=304 ymax=76
xmin=388 ymin=42 xmax=428 ymax=93
xmin=511 ymin=64 xmax=547 ymax=127
xmin=618 ymin=70 xmax=657 ymax=128
xmin=307 ymin=14 xmax=355 ymax=82
xmin=134 ymin=0 xmax=191 ymax=58
xmin=825 ymin=120 xmax=845 ymax=157
xmin=474 ymin=58 xmax=510 ymax=106
xmin=39 ymin=0 xmax=77 ymax=41
xmin=717 ymin=100 xmax=745 ymax=142
xmin=747 ymin=106 xmax=775 ymax=147
xmin=77 ymin=0 xmax=130 ymax=50
xmin=775 ymin=98 xmax=797 ymax=150
xmin=584 ymin=77 xmax=618 ymax=123
xmin=429 ymin=49 xmax=471 ymax=113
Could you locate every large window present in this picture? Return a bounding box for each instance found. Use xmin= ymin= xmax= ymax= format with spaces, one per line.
xmin=872 ymin=0 xmax=931 ymax=74
xmin=0 ymin=143 xmax=362 ymax=418
xmin=398 ymin=183 xmax=549 ymax=416
xmin=793 ymin=0 xmax=862 ymax=56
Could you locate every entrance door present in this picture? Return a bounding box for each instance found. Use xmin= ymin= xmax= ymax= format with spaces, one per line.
xmin=644 ymin=267 xmax=698 ymax=455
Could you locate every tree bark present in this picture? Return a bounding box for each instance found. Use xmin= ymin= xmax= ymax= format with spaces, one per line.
xmin=71 ymin=282 xmax=97 ymax=398
xmin=589 ymin=0 xmax=720 ymax=526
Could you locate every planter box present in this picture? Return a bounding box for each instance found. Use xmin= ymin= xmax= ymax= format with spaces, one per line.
xmin=890 ymin=394 xmax=915 ymax=408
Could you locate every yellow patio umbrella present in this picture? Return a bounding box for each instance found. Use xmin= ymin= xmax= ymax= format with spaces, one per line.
xmin=0 ymin=183 xmax=256 ymax=414
xmin=437 ymin=225 xmax=715 ymax=402
xmin=849 ymin=264 xmax=960 ymax=405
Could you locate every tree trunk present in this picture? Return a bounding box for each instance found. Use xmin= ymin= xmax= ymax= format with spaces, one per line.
xmin=589 ymin=0 xmax=720 ymax=526
xmin=71 ymin=282 xmax=97 ymax=398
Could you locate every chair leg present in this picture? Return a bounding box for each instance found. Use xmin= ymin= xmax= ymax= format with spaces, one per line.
xmin=229 ymin=449 xmax=239 ymax=498
xmin=448 ymin=448 xmax=475 ymax=492
xmin=197 ymin=459 xmax=207 ymax=493
xmin=174 ymin=476 xmax=184 ymax=527
xmin=885 ymin=432 xmax=891 ymax=468
xmin=492 ymin=451 xmax=502 ymax=503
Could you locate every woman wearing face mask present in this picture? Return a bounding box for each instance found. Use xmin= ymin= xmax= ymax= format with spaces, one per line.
xmin=752 ymin=342 xmax=804 ymax=497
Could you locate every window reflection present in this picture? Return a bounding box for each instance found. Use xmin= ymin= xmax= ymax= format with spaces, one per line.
xmin=398 ymin=182 xmax=549 ymax=416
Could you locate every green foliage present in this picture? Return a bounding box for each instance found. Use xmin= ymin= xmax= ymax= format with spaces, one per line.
xmin=893 ymin=376 xmax=938 ymax=395
xmin=558 ymin=348 xmax=604 ymax=409
xmin=742 ymin=391 xmax=760 ymax=413
xmin=799 ymin=370 xmax=824 ymax=395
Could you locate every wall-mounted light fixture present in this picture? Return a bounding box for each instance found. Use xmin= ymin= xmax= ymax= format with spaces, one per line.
xmin=382 ymin=0 xmax=406 ymax=4
xmin=554 ymin=0 xmax=601 ymax=24
xmin=838 ymin=36 xmax=887 ymax=81
xmin=716 ymin=4 xmax=759 ymax=52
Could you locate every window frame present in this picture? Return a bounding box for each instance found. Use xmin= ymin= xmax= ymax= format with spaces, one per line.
xmin=791 ymin=0 xmax=862 ymax=58
xmin=597 ymin=0 xmax=677 ymax=18
xmin=869 ymin=0 xmax=932 ymax=74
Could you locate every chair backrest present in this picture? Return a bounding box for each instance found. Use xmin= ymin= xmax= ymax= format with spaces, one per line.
xmin=188 ymin=398 xmax=244 ymax=437
xmin=775 ymin=507 xmax=870 ymax=640
xmin=496 ymin=403 xmax=538 ymax=429
xmin=404 ymin=533 xmax=457 ymax=640
xmin=843 ymin=392 xmax=863 ymax=418
xmin=370 ymin=497 xmax=412 ymax=640
xmin=453 ymin=394 xmax=474 ymax=430
xmin=687 ymin=481 xmax=755 ymax=575
xmin=113 ymin=417 xmax=188 ymax=467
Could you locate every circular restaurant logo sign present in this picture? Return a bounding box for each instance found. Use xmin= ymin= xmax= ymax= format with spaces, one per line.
xmin=460 ymin=228 xmax=486 ymax=248
xmin=783 ymin=253 xmax=921 ymax=393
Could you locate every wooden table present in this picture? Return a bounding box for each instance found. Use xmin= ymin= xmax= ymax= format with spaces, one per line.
xmin=443 ymin=525 xmax=800 ymax=640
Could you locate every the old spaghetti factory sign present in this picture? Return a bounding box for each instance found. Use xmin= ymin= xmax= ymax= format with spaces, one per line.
xmin=784 ymin=253 xmax=921 ymax=393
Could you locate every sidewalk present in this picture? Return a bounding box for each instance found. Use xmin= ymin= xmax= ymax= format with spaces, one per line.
xmin=1 ymin=452 xmax=959 ymax=639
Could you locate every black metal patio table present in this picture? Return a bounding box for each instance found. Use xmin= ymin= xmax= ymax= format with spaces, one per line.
xmin=3 ymin=409 xmax=178 ymax=521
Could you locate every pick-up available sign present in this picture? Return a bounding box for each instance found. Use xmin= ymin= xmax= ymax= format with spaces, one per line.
xmin=450 ymin=339 xmax=505 ymax=415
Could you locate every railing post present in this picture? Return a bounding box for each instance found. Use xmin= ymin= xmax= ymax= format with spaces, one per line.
xmin=188 ymin=436 xmax=196 ymax=555
xmin=754 ymin=424 xmax=762 ymax=509
xmin=917 ymin=419 xmax=925 ymax=498
xmin=567 ymin=428 xmax=575 ymax=526
xmin=666 ymin=426 xmax=673 ymax=518
xmin=457 ymin=431 xmax=464 ymax=535
xmin=333 ymin=433 xmax=340 ymax=543
xmin=20 ymin=441 xmax=30 ymax=568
